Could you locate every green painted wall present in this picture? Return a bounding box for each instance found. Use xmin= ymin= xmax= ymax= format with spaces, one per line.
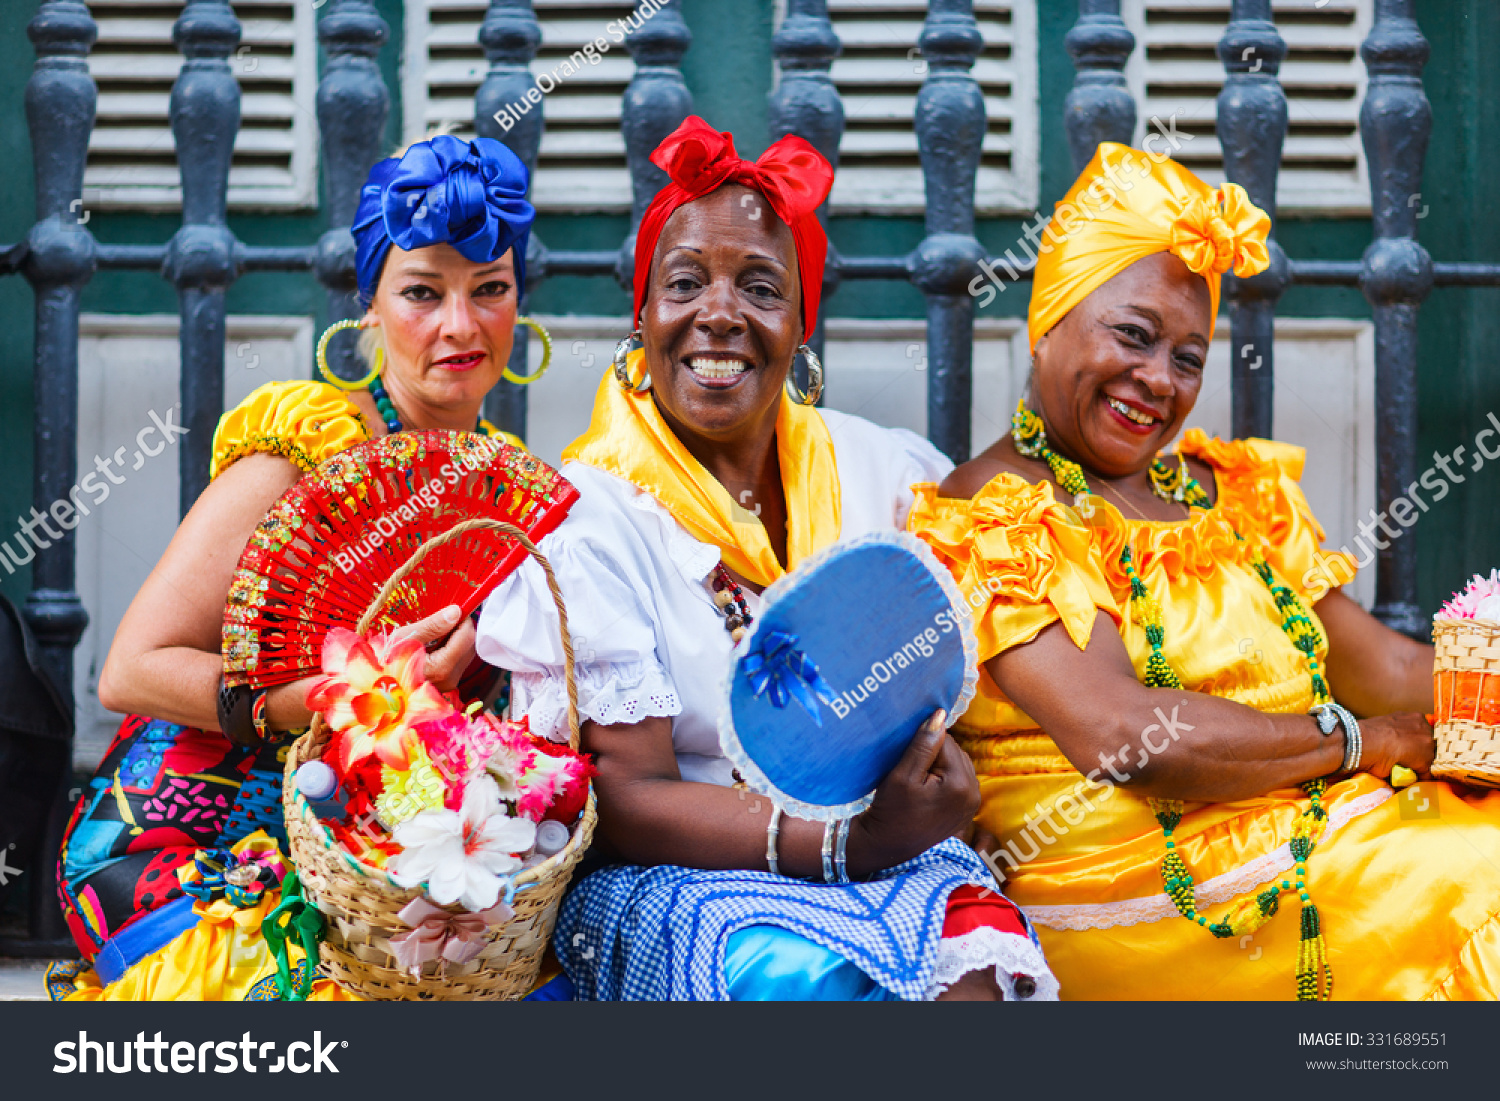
xmin=0 ymin=0 xmax=1494 ymax=615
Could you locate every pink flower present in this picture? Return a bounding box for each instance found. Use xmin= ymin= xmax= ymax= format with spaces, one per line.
xmin=1438 ymin=570 xmax=1500 ymax=623
xmin=415 ymin=711 xmax=533 ymax=809
xmin=515 ymin=737 xmax=595 ymax=823
xmin=306 ymin=628 xmax=452 ymax=772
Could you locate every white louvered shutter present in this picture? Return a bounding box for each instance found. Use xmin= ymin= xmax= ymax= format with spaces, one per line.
xmin=84 ymin=0 xmax=318 ymax=211
xmin=405 ymin=0 xmax=640 ymax=213
xmin=777 ymin=0 xmax=1039 ymax=215
xmin=1123 ymin=0 xmax=1372 ymax=214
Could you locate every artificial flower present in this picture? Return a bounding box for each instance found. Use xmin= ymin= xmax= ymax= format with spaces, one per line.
xmin=1437 ymin=570 xmax=1500 ymax=623
xmin=415 ymin=709 xmax=532 ymax=807
xmin=484 ymin=720 xmax=538 ymax=803
xmin=306 ymin=627 xmax=451 ymax=771
xmin=387 ymin=775 xmax=537 ymax=911
xmin=376 ymin=741 xmax=449 ymax=829
xmin=516 ymin=738 xmax=596 ymax=824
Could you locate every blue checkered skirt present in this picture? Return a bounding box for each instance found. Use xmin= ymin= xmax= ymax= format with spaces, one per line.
xmin=554 ymin=838 xmax=1004 ymax=1001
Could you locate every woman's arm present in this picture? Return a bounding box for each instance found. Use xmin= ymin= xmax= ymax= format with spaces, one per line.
xmin=97 ymin=453 xmax=305 ymax=730
xmin=1315 ymin=588 xmax=1435 ymax=717
xmin=989 ymin=610 xmax=1434 ymax=803
xmin=583 ymin=710 xmax=979 ymax=878
xmin=97 ymin=452 xmax=478 ymax=732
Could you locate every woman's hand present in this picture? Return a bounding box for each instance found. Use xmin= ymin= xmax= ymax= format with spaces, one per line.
xmin=849 ymin=710 xmax=981 ymax=872
xmin=1357 ymin=712 xmax=1437 ymax=782
xmin=391 ymin=604 xmax=477 ymax=693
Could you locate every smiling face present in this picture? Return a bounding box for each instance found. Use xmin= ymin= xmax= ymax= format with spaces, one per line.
xmin=639 ymin=185 xmax=803 ymax=446
xmin=1029 ymin=250 xmax=1213 ymax=478
xmin=361 ymin=242 xmax=518 ymax=423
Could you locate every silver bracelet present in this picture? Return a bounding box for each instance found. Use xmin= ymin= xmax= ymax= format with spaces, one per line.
xmin=1312 ymin=702 xmax=1362 ymax=774
xmin=821 ymin=818 xmax=837 ymax=882
xmin=833 ymin=817 xmax=851 ymax=884
xmin=765 ymin=806 xmax=783 ymax=876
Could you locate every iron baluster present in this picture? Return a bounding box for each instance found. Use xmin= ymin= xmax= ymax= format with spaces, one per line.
xmin=1360 ymin=0 xmax=1434 ymax=638
xmin=1217 ymin=0 xmax=1289 ymax=440
xmin=913 ymin=0 xmax=986 ymax=464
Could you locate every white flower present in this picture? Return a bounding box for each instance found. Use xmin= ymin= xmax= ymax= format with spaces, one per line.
xmin=388 ymin=775 xmax=538 ymax=911
xmin=485 ymin=739 xmax=531 ymax=802
xmin=1474 ymin=592 xmax=1500 ymax=624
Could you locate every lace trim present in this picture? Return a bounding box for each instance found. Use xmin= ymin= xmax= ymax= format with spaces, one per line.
xmin=510 ymin=665 xmax=682 ymax=744
xmin=925 ymin=926 xmax=1061 ymax=1001
xmin=1023 ymin=786 xmax=1393 ymax=932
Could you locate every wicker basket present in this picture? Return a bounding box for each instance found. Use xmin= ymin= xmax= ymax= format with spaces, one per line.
xmin=1431 ymin=617 xmax=1500 ymax=788
xmin=283 ymin=517 xmax=595 ymax=1000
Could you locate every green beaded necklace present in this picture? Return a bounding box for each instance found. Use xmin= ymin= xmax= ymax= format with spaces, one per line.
xmin=1010 ymin=399 xmax=1334 ymax=1000
xmin=367 ymin=375 xmax=491 ymax=437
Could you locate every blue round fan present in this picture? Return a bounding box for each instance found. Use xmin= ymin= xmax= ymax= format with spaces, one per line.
xmin=717 ymin=531 xmax=978 ymax=821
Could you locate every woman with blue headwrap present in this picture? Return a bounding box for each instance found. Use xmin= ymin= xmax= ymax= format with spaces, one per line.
xmin=48 ymin=135 xmax=546 ymax=1000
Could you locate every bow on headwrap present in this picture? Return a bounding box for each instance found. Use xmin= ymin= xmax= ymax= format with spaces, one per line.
xmin=352 ymin=134 xmax=536 ymax=304
xmin=632 ymin=116 xmax=835 ymax=340
xmin=1027 ymin=142 xmax=1272 ymax=348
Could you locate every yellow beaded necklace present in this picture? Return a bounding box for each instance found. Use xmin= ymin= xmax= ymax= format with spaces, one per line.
xmin=1011 ymin=400 xmax=1334 ymax=1000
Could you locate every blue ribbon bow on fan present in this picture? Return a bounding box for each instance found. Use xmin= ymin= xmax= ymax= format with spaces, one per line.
xmin=742 ymin=629 xmax=839 ymax=725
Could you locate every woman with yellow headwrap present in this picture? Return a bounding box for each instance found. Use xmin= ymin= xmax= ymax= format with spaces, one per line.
xmin=908 ymin=142 xmax=1500 ymax=1000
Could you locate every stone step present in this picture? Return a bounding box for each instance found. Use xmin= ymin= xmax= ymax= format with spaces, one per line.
xmin=0 ymin=959 xmax=52 ymax=1001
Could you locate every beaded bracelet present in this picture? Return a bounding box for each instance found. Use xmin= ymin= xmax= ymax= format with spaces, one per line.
xmin=765 ymin=807 xmax=783 ymax=877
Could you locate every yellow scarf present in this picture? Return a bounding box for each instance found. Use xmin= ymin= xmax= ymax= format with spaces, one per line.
xmin=563 ymin=351 xmax=841 ymax=587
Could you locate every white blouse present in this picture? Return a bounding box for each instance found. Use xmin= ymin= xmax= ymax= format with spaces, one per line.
xmin=475 ymin=408 xmax=953 ymax=786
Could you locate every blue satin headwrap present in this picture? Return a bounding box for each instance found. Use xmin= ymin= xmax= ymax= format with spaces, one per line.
xmin=352 ymin=134 xmax=535 ymax=304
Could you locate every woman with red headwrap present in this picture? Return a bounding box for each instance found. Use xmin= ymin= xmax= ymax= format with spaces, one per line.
xmin=478 ymin=117 xmax=1056 ymax=1000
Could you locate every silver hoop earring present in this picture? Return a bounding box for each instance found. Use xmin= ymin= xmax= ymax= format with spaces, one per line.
xmin=785 ymin=344 xmax=823 ymax=406
xmin=611 ymin=329 xmax=650 ymax=392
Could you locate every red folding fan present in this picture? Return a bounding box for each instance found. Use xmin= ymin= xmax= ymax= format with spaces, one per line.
xmin=221 ymin=430 xmax=579 ymax=689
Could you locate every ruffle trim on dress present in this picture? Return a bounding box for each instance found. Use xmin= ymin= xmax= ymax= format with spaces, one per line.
xmin=510 ymin=664 xmax=683 ymax=744
xmin=1022 ymin=785 xmax=1393 ymax=932
xmin=924 ymin=925 xmax=1061 ymax=1001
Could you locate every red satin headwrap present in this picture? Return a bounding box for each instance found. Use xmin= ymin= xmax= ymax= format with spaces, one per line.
xmin=632 ymin=116 xmax=835 ymax=341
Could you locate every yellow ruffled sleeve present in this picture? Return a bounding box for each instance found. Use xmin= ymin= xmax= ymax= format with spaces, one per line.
xmin=1177 ymin=428 xmax=1357 ymax=602
xmin=209 ymin=381 xmax=370 ymax=482
xmin=908 ymin=474 xmax=1121 ymax=660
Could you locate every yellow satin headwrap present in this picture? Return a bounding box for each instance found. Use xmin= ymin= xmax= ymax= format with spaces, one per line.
xmin=1026 ymin=142 xmax=1272 ymax=349
xmin=563 ymin=350 xmax=841 ymax=588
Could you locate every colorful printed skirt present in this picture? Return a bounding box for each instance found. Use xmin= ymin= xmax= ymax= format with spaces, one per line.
xmin=52 ymin=714 xmax=297 ymax=991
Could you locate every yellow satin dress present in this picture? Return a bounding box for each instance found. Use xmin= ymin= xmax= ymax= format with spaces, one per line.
xmin=909 ymin=429 xmax=1500 ymax=1000
xmin=59 ymin=382 xmax=519 ymax=1001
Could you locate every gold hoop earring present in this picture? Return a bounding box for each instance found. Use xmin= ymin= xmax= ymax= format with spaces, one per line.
xmin=315 ymin=318 xmax=382 ymax=391
xmin=502 ymin=316 xmax=553 ymax=385
xmin=785 ymin=344 xmax=823 ymax=406
xmin=611 ymin=329 xmax=650 ymax=392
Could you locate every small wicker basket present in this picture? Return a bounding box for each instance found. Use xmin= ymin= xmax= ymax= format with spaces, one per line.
xmin=1431 ymin=618 xmax=1500 ymax=788
xmin=283 ymin=517 xmax=594 ymax=1000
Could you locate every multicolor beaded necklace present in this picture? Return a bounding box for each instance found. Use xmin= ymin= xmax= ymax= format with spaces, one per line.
xmin=1011 ymin=400 xmax=1335 ymax=1000
xmin=368 ymin=376 xmax=491 ymax=436
xmin=711 ymin=564 xmax=754 ymax=642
